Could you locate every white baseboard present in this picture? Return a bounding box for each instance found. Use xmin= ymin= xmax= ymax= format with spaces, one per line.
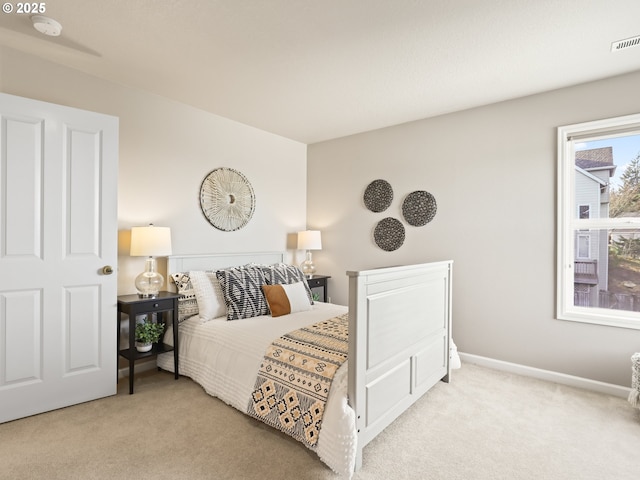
xmin=459 ymin=352 xmax=631 ymax=399
xmin=117 ymin=359 xmax=157 ymax=380
xmin=119 ymin=352 xmax=630 ymax=398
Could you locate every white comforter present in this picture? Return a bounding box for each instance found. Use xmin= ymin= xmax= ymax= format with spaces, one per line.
xmin=156 ymin=302 xmax=357 ymax=476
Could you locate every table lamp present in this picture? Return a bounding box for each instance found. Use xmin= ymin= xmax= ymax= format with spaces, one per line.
xmin=297 ymin=230 xmax=322 ymax=278
xmin=130 ymin=224 xmax=172 ymax=297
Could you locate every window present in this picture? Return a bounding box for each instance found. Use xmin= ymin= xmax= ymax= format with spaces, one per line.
xmin=558 ymin=113 xmax=640 ymax=329
xmin=576 ymin=234 xmax=590 ymax=259
xmin=578 ymin=205 xmax=590 ymax=219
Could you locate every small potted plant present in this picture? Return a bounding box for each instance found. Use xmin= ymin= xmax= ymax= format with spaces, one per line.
xmin=134 ymin=318 xmax=165 ymax=353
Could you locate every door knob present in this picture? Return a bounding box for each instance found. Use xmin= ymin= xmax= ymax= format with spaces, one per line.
xmin=102 ymin=265 xmax=114 ymax=275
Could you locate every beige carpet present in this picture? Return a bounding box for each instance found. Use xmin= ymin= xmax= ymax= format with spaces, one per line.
xmin=1 ymin=363 xmax=638 ymax=480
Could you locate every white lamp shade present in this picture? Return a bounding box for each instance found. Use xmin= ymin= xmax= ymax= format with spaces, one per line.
xmin=297 ymin=230 xmax=322 ymax=250
xmin=130 ymin=225 xmax=172 ymax=257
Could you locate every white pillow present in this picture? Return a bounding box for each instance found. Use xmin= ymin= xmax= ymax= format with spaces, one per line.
xmin=282 ymin=282 xmax=313 ymax=314
xmin=262 ymin=281 xmax=313 ymax=317
xmin=189 ymin=270 xmax=226 ymax=322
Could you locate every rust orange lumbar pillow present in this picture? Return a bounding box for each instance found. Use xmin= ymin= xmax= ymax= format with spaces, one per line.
xmin=262 ymin=281 xmax=312 ymax=317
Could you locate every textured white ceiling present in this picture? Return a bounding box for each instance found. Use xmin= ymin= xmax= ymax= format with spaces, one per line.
xmin=1 ymin=0 xmax=640 ymax=144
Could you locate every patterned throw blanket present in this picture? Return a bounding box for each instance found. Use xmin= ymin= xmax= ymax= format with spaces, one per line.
xmin=247 ymin=313 xmax=349 ymax=449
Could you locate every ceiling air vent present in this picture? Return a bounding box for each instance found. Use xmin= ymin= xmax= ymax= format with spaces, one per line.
xmin=611 ymin=35 xmax=640 ymax=52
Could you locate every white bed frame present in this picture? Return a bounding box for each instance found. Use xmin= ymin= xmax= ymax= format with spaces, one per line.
xmin=348 ymin=260 xmax=453 ymax=470
xmin=167 ymin=253 xmax=453 ymax=472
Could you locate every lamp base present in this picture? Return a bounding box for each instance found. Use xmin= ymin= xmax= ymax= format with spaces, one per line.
xmin=137 ymin=291 xmax=160 ymax=299
xmin=135 ymin=257 xmax=164 ymax=297
xmin=300 ymin=251 xmax=316 ymax=278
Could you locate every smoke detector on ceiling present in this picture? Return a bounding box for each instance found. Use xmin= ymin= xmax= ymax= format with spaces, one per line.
xmin=31 ymin=15 xmax=62 ymax=36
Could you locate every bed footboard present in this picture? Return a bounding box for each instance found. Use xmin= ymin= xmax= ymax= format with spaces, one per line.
xmin=347 ymin=260 xmax=453 ymax=471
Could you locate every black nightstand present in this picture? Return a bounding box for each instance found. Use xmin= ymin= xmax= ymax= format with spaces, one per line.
xmin=306 ymin=275 xmax=330 ymax=302
xmin=117 ymin=292 xmax=181 ymax=394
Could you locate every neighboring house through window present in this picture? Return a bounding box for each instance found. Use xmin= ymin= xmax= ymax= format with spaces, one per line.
xmin=558 ymin=113 xmax=640 ymax=329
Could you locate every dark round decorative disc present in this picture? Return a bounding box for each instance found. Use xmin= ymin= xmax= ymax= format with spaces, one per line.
xmin=402 ymin=190 xmax=437 ymax=226
xmin=364 ymin=179 xmax=393 ymax=213
xmin=373 ymin=217 xmax=405 ymax=252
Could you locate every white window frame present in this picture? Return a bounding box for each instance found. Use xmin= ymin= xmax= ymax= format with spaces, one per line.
xmin=558 ymin=112 xmax=640 ymax=329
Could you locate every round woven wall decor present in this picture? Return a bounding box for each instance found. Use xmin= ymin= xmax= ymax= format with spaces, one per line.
xmin=402 ymin=190 xmax=437 ymax=227
xmin=363 ymin=179 xmax=393 ymax=213
xmin=199 ymin=167 xmax=255 ymax=231
xmin=373 ymin=217 xmax=405 ymax=251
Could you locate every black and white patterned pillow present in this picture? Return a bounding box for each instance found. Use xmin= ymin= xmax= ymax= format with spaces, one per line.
xmin=215 ymin=265 xmax=269 ymax=321
xmin=261 ymin=263 xmax=313 ymax=305
xmin=171 ymin=272 xmax=199 ymax=323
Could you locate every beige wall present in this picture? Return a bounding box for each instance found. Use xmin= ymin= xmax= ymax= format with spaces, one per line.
xmin=0 ymin=47 xmax=308 ymax=295
xmin=308 ymin=70 xmax=640 ymax=387
xmin=4 ymin=45 xmax=639 ymax=387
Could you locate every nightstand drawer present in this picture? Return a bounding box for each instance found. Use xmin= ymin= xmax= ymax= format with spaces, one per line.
xmin=145 ymin=299 xmax=175 ymax=311
xmin=307 ymin=278 xmax=325 ymax=288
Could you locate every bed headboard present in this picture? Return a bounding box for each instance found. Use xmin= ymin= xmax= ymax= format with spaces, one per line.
xmin=167 ymin=252 xmax=285 ymax=277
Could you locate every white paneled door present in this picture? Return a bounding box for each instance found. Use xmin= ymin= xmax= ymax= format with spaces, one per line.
xmin=0 ymin=93 xmax=118 ymax=423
